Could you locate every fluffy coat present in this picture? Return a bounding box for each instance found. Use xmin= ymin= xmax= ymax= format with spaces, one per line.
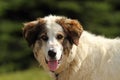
xmin=23 ymin=15 xmax=120 ymax=80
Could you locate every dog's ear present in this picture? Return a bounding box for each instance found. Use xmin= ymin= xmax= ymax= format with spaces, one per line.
xmin=22 ymin=18 xmax=45 ymax=46
xmin=56 ymin=18 xmax=83 ymax=46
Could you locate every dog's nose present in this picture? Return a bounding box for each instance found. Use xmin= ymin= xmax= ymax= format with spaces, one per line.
xmin=48 ymin=50 xmax=56 ymax=58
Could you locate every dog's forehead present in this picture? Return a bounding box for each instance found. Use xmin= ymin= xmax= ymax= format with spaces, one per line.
xmin=46 ymin=22 xmax=63 ymax=32
xmin=44 ymin=16 xmax=64 ymax=33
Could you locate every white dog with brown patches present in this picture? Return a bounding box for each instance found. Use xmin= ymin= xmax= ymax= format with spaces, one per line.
xmin=23 ymin=15 xmax=120 ymax=80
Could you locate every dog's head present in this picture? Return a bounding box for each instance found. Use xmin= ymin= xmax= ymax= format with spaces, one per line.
xmin=23 ymin=15 xmax=83 ymax=72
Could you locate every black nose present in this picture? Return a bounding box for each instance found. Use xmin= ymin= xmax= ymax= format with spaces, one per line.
xmin=48 ymin=50 xmax=56 ymax=58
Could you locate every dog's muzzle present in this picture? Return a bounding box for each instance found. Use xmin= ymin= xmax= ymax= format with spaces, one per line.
xmin=46 ymin=50 xmax=61 ymax=72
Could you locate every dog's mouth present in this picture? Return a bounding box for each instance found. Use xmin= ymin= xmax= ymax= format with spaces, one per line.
xmin=45 ymin=56 xmax=62 ymax=72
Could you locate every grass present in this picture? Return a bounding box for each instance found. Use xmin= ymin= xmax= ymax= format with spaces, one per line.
xmin=0 ymin=67 xmax=52 ymax=80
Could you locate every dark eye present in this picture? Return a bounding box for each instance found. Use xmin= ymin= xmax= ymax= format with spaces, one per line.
xmin=56 ymin=34 xmax=64 ymax=40
xmin=41 ymin=35 xmax=48 ymax=41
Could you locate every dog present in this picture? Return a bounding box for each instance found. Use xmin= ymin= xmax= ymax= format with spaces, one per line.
xmin=23 ymin=15 xmax=120 ymax=80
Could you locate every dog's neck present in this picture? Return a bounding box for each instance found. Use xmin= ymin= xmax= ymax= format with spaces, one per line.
xmin=54 ymin=73 xmax=59 ymax=80
xmin=50 ymin=71 xmax=60 ymax=80
xmin=53 ymin=56 xmax=81 ymax=80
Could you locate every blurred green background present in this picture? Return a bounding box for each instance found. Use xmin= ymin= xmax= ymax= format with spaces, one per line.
xmin=0 ymin=0 xmax=120 ymax=80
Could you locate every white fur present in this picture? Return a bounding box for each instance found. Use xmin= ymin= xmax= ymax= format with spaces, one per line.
xmin=72 ymin=31 xmax=120 ymax=80
xmin=45 ymin=20 xmax=64 ymax=61
xmin=33 ymin=15 xmax=120 ymax=80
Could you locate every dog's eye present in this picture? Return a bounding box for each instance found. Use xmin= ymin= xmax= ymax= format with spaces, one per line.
xmin=56 ymin=34 xmax=64 ymax=40
xmin=41 ymin=35 xmax=48 ymax=41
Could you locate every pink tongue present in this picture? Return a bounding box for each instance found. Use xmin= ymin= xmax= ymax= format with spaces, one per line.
xmin=48 ymin=60 xmax=58 ymax=71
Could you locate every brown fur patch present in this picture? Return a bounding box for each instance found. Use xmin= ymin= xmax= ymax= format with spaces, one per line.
xmin=56 ymin=18 xmax=83 ymax=46
xmin=22 ymin=18 xmax=46 ymax=46
xmin=62 ymin=39 xmax=72 ymax=56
